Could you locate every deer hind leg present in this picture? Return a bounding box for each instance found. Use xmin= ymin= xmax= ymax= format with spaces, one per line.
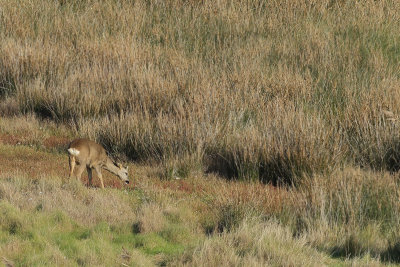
xmin=87 ymin=167 xmax=93 ymax=187
xmin=94 ymin=166 xmax=105 ymax=189
xmin=69 ymin=156 xmax=76 ymax=178
xmin=75 ymin=164 xmax=86 ymax=183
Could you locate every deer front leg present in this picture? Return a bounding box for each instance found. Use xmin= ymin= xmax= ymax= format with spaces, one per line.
xmin=94 ymin=166 xmax=105 ymax=189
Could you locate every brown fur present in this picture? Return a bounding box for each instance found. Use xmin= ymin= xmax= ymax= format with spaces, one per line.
xmin=67 ymin=138 xmax=129 ymax=188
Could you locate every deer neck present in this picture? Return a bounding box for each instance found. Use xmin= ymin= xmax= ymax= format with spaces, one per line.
xmin=103 ymin=158 xmax=120 ymax=176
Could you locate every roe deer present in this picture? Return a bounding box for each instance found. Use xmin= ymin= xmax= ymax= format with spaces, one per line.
xmin=67 ymin=138 xmax=129 ymax=188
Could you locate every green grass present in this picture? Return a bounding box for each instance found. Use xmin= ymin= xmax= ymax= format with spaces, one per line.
xmin=0 ymin=200 xmax=182 ymax=266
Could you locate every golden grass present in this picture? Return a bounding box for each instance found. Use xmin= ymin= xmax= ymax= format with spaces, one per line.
xmin=2 ymin=0 xmax=400 ymax=182
xmin=173 ymin=219 xmax=337 ymax=267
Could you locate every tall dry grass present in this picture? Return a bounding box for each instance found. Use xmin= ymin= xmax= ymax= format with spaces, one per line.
xmin=1 ymin=0 xmax=400 ymax=182
xmin=292 ymin=167 xmax=400 ymax=260
xmin=192 ymin=167 xmax=400 ymax=262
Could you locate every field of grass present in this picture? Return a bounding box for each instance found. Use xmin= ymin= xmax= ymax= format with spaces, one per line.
xmin=2 ymin=0 xmax=400 ymax=265
xmin=0 ymin=129 xmax=398 ymax=266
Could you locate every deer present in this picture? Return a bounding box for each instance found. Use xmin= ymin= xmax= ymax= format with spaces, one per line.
xmin=67 ymin=138 xmax=129 ymax=189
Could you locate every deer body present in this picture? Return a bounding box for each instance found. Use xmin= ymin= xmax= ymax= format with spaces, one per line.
xmin=67 ymin=138 xmax=129 ymax=188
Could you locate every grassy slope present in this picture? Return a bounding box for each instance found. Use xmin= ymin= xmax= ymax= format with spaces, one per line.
xmin=0 ymin=146 xmax=378 ymax=267
xmin=0 ymin=117 xmax=398 ymax=266
xmin=1 ymin=0 xmax=400 ymax=265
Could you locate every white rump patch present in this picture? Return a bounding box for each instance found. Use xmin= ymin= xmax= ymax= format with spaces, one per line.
xmin=68 ymin=148 xmax=80 ymax=156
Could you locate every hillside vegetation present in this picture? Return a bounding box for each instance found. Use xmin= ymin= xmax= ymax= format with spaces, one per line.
xmin=0 ymin=139 xmax=398 ymax=266
xmin=1 ymin=0 xmax=400 ymax=265
xmin=2 ymin=0 xmax=400 ymax=182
